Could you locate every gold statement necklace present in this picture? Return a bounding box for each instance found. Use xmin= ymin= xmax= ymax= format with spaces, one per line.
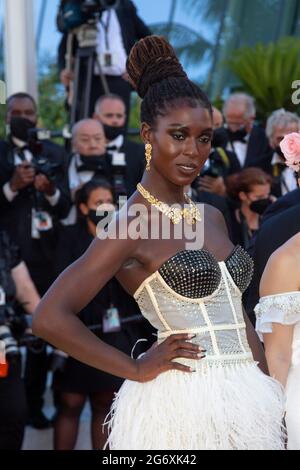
xmin=137 ymin=183 xmax=202 ymax=225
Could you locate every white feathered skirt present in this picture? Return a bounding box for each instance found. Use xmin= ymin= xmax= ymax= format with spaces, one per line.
xmin=105 ymin=361 xmax=285 ymax=450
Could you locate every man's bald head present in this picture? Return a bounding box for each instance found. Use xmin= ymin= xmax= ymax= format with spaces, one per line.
xmin=72 ymin=119 xmax=106 ymax=156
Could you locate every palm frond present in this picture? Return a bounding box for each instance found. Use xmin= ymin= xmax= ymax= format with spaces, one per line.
xmin=227 ymin=37 xmax=300 ymax=119
xmin=182 ymin=0 xmax=228 ymax=22
xmin=150 ymin=22 xmax=213 ymax=67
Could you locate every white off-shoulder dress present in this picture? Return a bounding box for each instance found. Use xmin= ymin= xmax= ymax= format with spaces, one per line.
xmin=255 ymin=292 xmax=300 ymax=450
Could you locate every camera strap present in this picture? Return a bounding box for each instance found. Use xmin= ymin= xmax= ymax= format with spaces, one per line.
xmin=216 ymin=147 xmax=230 ymax=169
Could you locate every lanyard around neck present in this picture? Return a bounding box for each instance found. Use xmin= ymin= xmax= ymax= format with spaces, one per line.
xmin=100 ymin=11 xmax=112 ymax=50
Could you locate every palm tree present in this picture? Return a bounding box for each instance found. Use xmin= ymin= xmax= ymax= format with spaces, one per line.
xmin=227 ymin=37 xmax=300 ymax=119
xmin=149 ymin=0 xmax=242 ymax=88
xmin=153 ymin=0 xmax=300 ymax=98
xmin=166 ymin=0 xmax=178 ymax=40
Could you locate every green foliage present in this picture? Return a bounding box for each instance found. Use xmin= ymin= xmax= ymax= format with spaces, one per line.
xmin=227 ymin=37 xmax=300 ymax=119
xmin=38 ymin=55 xmax=68 ymax=131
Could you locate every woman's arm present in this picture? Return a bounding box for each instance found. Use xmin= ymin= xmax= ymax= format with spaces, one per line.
xmin=12 ymin=262 xmax=40 ymax=314
xmin=259 ymin=250 xmax=297 ymax=386
xmin=33 ymin=223 xmax=203 ymax=383
xmin=263 ymin=325 xmax=293 ymax=387
xmin=243 ymin=310 xmax=269 ymax=374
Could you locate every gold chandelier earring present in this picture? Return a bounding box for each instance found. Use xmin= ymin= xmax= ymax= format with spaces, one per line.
xmin=145 ymin=144 xmax=152 ymax=172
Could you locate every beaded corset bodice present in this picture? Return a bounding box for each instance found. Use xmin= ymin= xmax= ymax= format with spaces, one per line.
xmin=134 ymin=246 xmax=255 ymax=366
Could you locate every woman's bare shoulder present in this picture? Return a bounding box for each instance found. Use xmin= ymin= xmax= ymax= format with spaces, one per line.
xmin=260 ymin=234 xmax=300 ymax=296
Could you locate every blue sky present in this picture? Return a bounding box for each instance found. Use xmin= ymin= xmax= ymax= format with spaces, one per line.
xmin=0 ymin=0 xmax=179 ymax=52
xmin=0 ymin=0 xmax=205 ymax=79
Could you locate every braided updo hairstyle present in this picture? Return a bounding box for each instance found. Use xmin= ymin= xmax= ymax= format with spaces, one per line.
xmin=127 ymin=35 xmax=212 ymax=126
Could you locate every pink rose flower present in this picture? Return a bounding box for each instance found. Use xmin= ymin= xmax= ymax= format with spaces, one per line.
xmin=280 ymin=132 xmax=300 ymax=171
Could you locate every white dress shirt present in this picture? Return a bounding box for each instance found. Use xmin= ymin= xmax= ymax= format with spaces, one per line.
xmin=227 ymin=135 xmax=249 ymax=168
xmin=96 ymin=10 xmax=127 ymax=76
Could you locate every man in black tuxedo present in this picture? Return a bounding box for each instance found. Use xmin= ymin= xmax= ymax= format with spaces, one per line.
xmin=222 ymin=93 xmax=272 ymax=172
xmin=0 ymin=93 xmax=71 ymax=428
xmin=0 ymin=93 xmax=71 ymax=289
xmin=245 ymin=203 xmax=300 ymax=325
xmin=265 ymin=109 xmax=300 ymax=198
xmin=93 ymin=93 xmax=145 ymax=197
xmin=196 ymin=107 xmax=241 ymax=197
xmin=58 ymin=0 xmax=151 ymax=120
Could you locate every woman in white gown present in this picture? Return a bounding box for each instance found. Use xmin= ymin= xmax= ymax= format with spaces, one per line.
xmin=255 ymin=232 xmax=300 ymax=450
xmin=33 ymin=36 xmax=285 ymax=450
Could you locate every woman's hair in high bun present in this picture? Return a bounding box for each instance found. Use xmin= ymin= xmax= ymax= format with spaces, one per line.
xmin=127 ymin=35 xmax=212 ymax=126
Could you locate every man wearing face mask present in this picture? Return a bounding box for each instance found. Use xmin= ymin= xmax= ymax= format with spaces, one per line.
xmin=0 ymin=93 xmax=71 ymax=429
xmin=222 ymin=93 xmax=272 ymax=172
xmin=93 ymin=94 xmax=145 ymax=197
xmin=266 ymin=109 xmax=300 ymax=198
xmin=63 ymin=118 xmax=110 ymax=225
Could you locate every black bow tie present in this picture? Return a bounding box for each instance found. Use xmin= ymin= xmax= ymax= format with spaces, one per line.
xmin=231 ymin=136 xmax=247 ymax=144
xmin=77 ymin=165 xmax=95 ymax=173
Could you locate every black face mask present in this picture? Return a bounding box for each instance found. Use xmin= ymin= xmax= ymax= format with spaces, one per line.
xmin=226 ymin=126 xmax=248 ymax=143
xmin=275 ymin=146 xmax=286 ymax=161
xmin=10 ymin=117 xmax=36 ymax=143
xmin=88 ymin=209 xmax=114 ymax=229
xmin=103 ymin=124 xmax=125 ymax=142
xmin=250 ymin=198 xmax=273 ymax=215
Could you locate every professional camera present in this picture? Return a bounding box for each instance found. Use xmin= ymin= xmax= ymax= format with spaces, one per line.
xmin=27 ymin=129 xmax=63 ymax=182
xmin=57 ymin=0 xmax=119 ymax=32
xmin=82 ymin=0 xmax=119 ymax=16
xmin=9 ymin=118 xmax=64 ymax=182
xmin=200 ymin=152 xmax=226 ymax=179
xmin=111 ymin=153 xmax=127 ymax=201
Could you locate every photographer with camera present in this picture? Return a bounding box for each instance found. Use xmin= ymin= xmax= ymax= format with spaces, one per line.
xmin=194 ymin=107 xmax=240 ymax=197
xmin=0 ymin=230 xmax=40 ymax=449
xmin=0 ymin=93 xmax=71 ymax=429
xmin=93 ymin=93 xmax=145 ymax=197
xmin=57 ymin=0 xmax=151 ymax=123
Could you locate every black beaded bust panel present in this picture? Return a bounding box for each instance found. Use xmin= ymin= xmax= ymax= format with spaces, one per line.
xmin=158 ymin=246 xmax=254 ymax=299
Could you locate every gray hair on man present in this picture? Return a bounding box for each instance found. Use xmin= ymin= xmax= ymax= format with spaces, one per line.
xmin=266 ymin=109 xmax=300 ymax=140
xmin=223 ymin=93 xmax=256 ymax=119
xmin=72 ymin=118 xmax=104 ymax=141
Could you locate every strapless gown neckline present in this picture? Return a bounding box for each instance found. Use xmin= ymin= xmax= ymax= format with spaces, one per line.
xmin=134 ymin=245 xmax=241 ymax=300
